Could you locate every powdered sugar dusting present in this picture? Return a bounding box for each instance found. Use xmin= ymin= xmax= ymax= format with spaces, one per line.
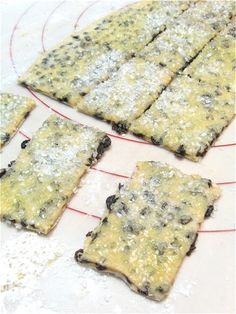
xmin=0 ymin=233 xmax=63 ymax=293
xmin=0 ymin=233 xmax=63 ymax=313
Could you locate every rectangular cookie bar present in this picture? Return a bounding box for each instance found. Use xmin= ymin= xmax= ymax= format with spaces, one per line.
xmin=184 ymin=21 xmax=236 ymax=93
xmin=0 ymin=93 xmax=35 ymax=148
xmin=18 ymin=1 xmax=190 ymax=107
xmin=0 ymin=115 xmax=111 ymax=234
xmin=76 ymin=1 xmax=234 ymax=133
xmin=76 ymin=161 xmax=220 ymax=301
xmin=130 ymin=75 xmax=235 ymax=161
xmin=78 ymin=58 xmax=173 ymax=133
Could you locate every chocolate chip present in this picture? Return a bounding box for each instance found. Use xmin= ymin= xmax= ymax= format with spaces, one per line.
xmin=143 ymin=190 xmax=155 ymax=204
xmin=179 ymin=215 xmax=192 ymax=225
xmin=94 ymin=113 xmax=103 ymax=120
xmin=124 ymin=224 xmax=134 ymax=233
xmin=84 ymin=35 xmax=91 ymax=41
xmin=104 ymin=42 xmax=111 ymax=50
xmin=174 ymin=206 xmax=181 ymax=211
xmin=101 ymin=217 xmax=108 ymax=224
xmin=161 ymin=202 xmax=168 ymax=210
xmin=112 ymin=122 xmax=128 ymax=134
xmin=24 ymin=111 xmax=30 ymax=119
xmin=186 ymin=233 xmax=198 ymax=256
xmin=207 ymin=179 xmax=212 ymax=187
xmin=196 ymin=144 xmax=208 ymax=157
xmin=123 ymin=222 xmax=143 ymax=235
xmin=117 ymin=202 xmax=129 ymax=215
xmin=21 ymin=220 xmax=27 ymax=228
xmin=61 ymin=96 xmax=69 ymax=103
xmin=132 ymin=132 xmax=144 ymax=139
xmin=140 ymin=207 xmax=150 ymax=216
xmin=21 ymin=139 xmax=30 ymax=149
xmin=118 ymin=183 xmax=124 ymax=191
xmin=138 ymin=282 xmax=150 ymax=296
xmin=42 ymin=57 xmax=49 ymax=65
xmin=175 ymin=145 xmax=186 ymax=158
xmin=86 ymin=231 xmax=92 ymax=237
xmin=79 ymin=92 xmax=86 ymax=97
xmin=106 ymin=195 xmax=118 ymax=211
xmin=156 ymin=284 xmax=169 ymax=294
xmin=205 ymin=205 xmax=214 ymax=218
xmin=96 ymin=136 xmax=111 ymax=159
xmin=91 ymin=232 xmax=98 ymax=242
xmin=8 ymin=160 xmax=15 ymax=167
xmin=0 ymin=168 xmax=6 ymax=178
xmin=151 ymin=136 xmax=163 ymax=146
xmin=228 ymin=26 xmax=236 ymax=38
xmin=1 ymin=133 xmax=10 ymax=144
xmin=39 ymin=208 xmax=46 ymax=219
xmin=137 ymin=288 xmax=148 ymax=296
xmin=74 ymin=249 xmax=83 ymax=262
xmin=96 ymin=263 xmax=106 ymax=271
xmin=159 ymin=62 xmax=166 ymax=67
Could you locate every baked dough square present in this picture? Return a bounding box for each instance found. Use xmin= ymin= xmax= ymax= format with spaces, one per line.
xmin=0 ymin=93 xmax=35 ymax=148
xmin=184 ymin=21 xmax=236 ymax=93
xmin=130 ymin=75 xmax=235 ymax=161
xmin=0 ymin=115 xmax=111 ymax=234
xmin=76 ymin=161 xmax=220 ymax=301
xmin=78 ymin=58 xmax=173 ymax=133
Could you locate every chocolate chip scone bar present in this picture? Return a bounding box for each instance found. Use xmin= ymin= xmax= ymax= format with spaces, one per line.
xmin=130 ymin=23 xmax=235 ymax=161
xmin=18 ymin=1 xmax=190 ymax=107
xmin=78 ymin=58 xmax=172 ymax=133
xmin=78 ymin=1 xmax=234 ymax=133
xmin=0 ymin=93 xmax=35 ymax=148
xmin=0 ymin=115 xmax=111 ymax=234
xmin=75 ymin=161 xmax=220 ymax=302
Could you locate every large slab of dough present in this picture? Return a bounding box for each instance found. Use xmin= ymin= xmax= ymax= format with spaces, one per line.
xmin=0 ymin=93 xmax=35 ymax=148
xmin=18 ymin=1 xmax=190 ymax=106
xmin=0 ymin=115 xmax=111 ymax=234
xmin=130 ymin=75 xmax=235 ymax=161
xmin=76 ymin=161 xmax=220 ymax=301
xmin=77 ymin=1 xmax=234 ymax=133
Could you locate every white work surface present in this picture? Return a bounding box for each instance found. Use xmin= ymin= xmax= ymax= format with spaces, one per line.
xmin=0 ymin=1 xmax=236 ymax=313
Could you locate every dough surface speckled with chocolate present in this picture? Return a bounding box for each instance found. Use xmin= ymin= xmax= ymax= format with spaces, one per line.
xmin=130 ymin=76 xmax=235 ymax=161
xmin=76 ymin=161 xmax=220 ymax=301
xmin=18 ymin=1 xmax=190 ymax=106
xmin=77 ymin=1 xmax=234 ymax=133
xmin=0 ymin=115 xmax=111 ymax=234
xmin=184 ymin=21 xmax=236 ymax=93
xmin=0 ymin=93 xmax=35 ymax=148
